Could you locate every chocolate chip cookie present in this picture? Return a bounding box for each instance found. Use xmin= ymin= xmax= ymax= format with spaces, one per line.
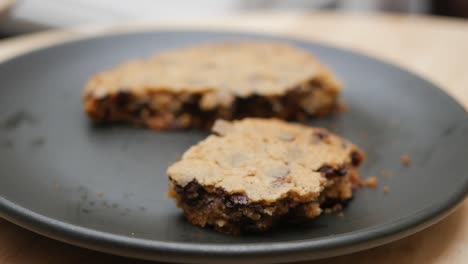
xmin=83 ymin=42 xmax=341 ymax=130
xmin=167 ymin=118 xmax=365 ymax=234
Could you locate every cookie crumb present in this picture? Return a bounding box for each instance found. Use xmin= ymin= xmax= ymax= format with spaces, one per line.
xmin=364 ymin=176 xmax=378 ymax=188
xmin=167 ymin=187 xmax=177 ymax=198
xmin=383 ymin=186 xmax=390 ymax=193
xmin=337 ymin=212 xmax=345 ymax=218
xmin=400 ymin=154 xmax=410 ymax=166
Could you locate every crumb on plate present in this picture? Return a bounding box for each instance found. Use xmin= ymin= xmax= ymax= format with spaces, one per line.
xmin=364 ymin=176 xmax=378 ymax=188
xmin=400 ymin=154 xmax=410 ymax=166
xmin=383 ymin=186 xmax=390 ymax=194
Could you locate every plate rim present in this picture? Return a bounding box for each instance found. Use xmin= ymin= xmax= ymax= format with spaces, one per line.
xmin=0 ymin=29 xmax=467 ymax=263
xmin=1 ymin=194 xmax=465 ymax=262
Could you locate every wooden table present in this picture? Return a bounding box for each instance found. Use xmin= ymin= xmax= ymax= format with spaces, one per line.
xmin=0 ymin=12 xmax=467 ymax=264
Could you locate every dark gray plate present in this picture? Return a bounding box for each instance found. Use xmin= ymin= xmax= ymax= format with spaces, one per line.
xmin=0 ymin=31 xmax=467 ymax=263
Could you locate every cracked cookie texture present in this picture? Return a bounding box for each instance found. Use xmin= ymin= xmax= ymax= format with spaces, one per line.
xmin=167 ymin=118 xmax=365 ymax=234
xmin=83 ymin=42 xmax=341 ymax=130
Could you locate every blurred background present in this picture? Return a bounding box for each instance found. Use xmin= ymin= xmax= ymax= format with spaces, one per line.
xmin=0 ymin=0 xmax=467 ymax=38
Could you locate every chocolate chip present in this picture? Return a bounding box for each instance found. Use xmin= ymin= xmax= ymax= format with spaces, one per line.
xmin=215 ymin=187 xmax=227 ymax=197
xmin=321 ymin=198 xmax=351 ymax=209
xmin=225 ymin=200 xmax=234 ymax=208
xmin=314 ymin=130 xmax=329 ymax=140
xmin=174 ymin=184 xmax=184 ymax=194
xmin=320 ymin=198 xmax=342 ymax=209
xmin=272 ymin=101 xmax=283 ymax=113
xmin=318 ymin=165 xmax=347 ymax=177
xmin=226 ymin=194 xmax=249 ymax=208
xmin=230 ymin=194 xmax=249 ymax=205
xmin=350 ymin=151 xmax=363 ymax=166
xmin=336 ymin=167 xmax=348 ymax=176
xmin=182 ymin=181 xmax=205 ymax=207
xmin=186 ymin=198 xmax=201 ymax=207
xmin=201 ymin=196 xmax=214 ymax=206
xmin=318 ymin=165 xmax=335 ymax=177
xmin=248 ymin=203 xmax=263 ymax=211
xmin=308 ymin=79 xmax=324 ymax=89
xmin=311 ymin=129 xmax=330 ymax=144
xmin=183 ymin=180 xmax=201 ymax=199
xmin=115 ymin=90 xmax=131 ymax=107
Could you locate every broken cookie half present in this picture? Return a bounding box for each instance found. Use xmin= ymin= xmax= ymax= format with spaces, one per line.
xmin=83 ymin=41 xmax=341 ymax=130
xmin=167 ymin=118 xmax=365 ymax=234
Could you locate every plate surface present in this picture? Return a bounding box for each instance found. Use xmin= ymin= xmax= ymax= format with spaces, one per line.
xmin=0 ymin=31 xmax=467 ymax=263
